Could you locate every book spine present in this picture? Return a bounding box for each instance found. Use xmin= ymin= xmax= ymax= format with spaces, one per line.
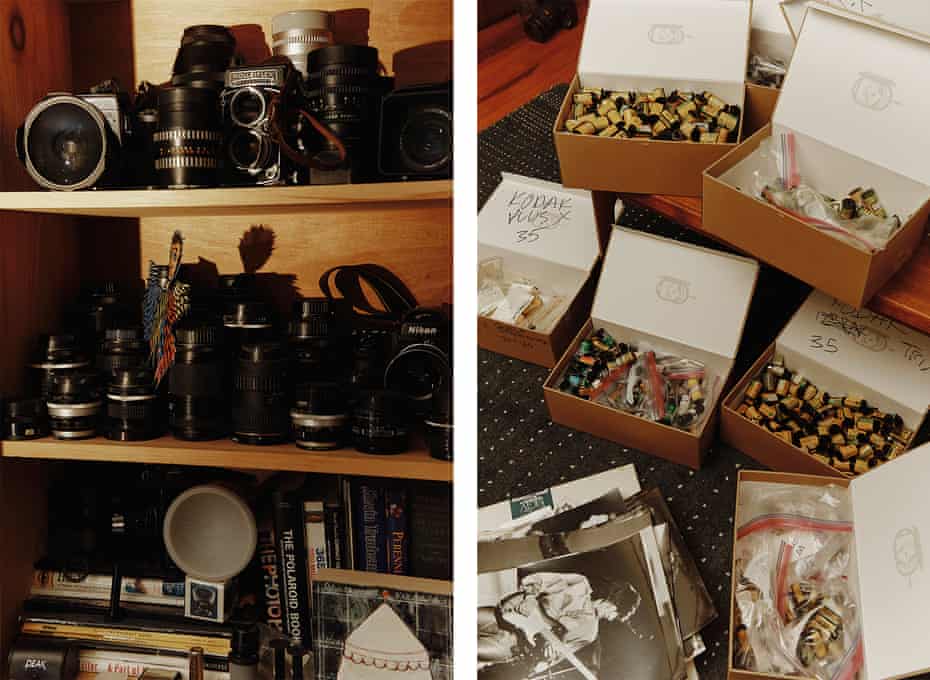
xmin=271 ymin=490 xmax=310 ymax=647
xmin=353 ymin=483 xmax=387 ymax=573
xmin=384 ymin=487 xmax=409 ymax=576
xmin=74 ymin=643 xmax=229 ymax=672
xmin=79 ymin=650 xmax=228 ymax=680
xmin=303 ymin=501 xmax=328 ymax=583
xmin=29 ymin=589 xmax=183 ymax=607
xmin=19 ymin=622 xmax=230 ymax=657
xmin=342 ymin=478 xmax=355 ymax=571
xmin=324 ymin=504 xmax=343 ymax=570
xmin=32 ymin=571 xmax=184 ymax=599
xmin=408 ymin=482 xmax=452 ymax=580
xmin=256 ymin=514 xmax=284 ymax=633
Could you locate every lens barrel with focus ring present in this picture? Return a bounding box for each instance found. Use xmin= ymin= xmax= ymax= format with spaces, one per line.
xmin=106 ymin=368 xmax=164 ymax=442
xmin=291 ymin=382 xmax=348 ymax=451
xmin=232 ymin=342 xmax=290 ymax=446
xmin=169 ymin=322 xmax=227 ymax=441
xmin=47 ymin=371 xmax=102 ymax=440
xmin=307 ymin=45 xmax=383 ymax=179
xmin=272 ymin=10 xmax=333 ymax=79
xmin=5 ymin=398 xmax=49 ymax=441
xmin=155 ymin=87 xmax=222 ymax=188
xmin=97 ymin=327 xmax=148 ymax=379
xmin=30 ymin=334 xmax=90 ymax=400
xmin=172 ymin=25 xmax=237 ymax=90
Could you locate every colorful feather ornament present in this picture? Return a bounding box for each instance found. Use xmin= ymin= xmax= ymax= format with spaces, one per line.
xmin=147 ymin=231 xmax=191 ymax=385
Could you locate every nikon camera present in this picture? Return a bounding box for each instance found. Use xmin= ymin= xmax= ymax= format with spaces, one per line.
xmin=221 ymin=62 xmax=306 ymax=186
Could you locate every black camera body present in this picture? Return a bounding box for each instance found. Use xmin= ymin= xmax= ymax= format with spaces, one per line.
xmin=379 ymin=83 xmax=452 ymax=181
xmin=221 ymin=63 xmax=302 ymax=186
xmin=16 ymin=92 xmax=131 ymax=191
xmin=520 ymin=0 xmax=578 ymax=43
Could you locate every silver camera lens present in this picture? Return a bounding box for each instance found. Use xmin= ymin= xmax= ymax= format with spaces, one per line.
xmin=272 ymin=10 xmax=333 ymax=78
xmin=229 ymin=87 xmax=268 ymax=128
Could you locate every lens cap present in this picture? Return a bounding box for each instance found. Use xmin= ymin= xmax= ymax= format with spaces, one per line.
xmin=25 ymin=96 xmax=107 ymax=189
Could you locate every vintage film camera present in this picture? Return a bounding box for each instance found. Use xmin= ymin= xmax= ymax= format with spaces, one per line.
xmin=221 ymin=62 xmax=306 ymax=186
xmin=15 ymin=86 xmax=154 ymax=191
xmin=379 ymin=82 xmax=453 ymax=181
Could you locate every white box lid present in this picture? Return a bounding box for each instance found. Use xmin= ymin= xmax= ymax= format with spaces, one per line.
xmin=774 ymin=4 xmax=930 ymax=188
xmin=850 ymin=441 xmax=930 ymax=679
xmin=782 ymin=0 xmax=930 ymax=41
xmin=577 ymin=0 xmax=752 ymax=91
xmin=477 ymin=173 xmax=600 ymax=273
xmin=592 ymin=228 xmax=759 ymax=360
xmin=776 ymin=290 xmax=930 ymax=427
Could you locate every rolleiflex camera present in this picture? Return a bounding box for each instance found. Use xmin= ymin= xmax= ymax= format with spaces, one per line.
xmin=379 ymin=83 xmax=453 ymax=180
xmin=15 ymin=89 xmax=146 ymax=191
xmin=221 ymin=62 xmax=306 ymax=186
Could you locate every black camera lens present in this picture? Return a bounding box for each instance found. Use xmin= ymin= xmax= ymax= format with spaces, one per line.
xmin=18 ymin=95 xmax=112 ymax=190
xmin=229 ymin=88 xmax=267 ymax=127
xmin=291 ymin=382 xmax=348 ymax=451
xmin=67 ymin=281 xmax=138 ymax=356
xmin=351 ymin=389 xmax=409 ymax=455
xmin=29 ymin=334 xmax=90 ymax=400
xmin=307 ymin=45 xmax=385 ymax=179
xmin=5 ymin=398 xmax=49 ymax=441
xmin=228 ymin=128 xmax=271 ymax=171
xmin=350 ymin=329 xmax=394 ymax=390
xmin=169 ymin=322 xmax=227 ymax=441
xmin=425 ymin=385 xmax=453 ymax=461
xmin=97 ymin=327 xmax=148 ymax=378
xmin=384 ymin=309 xmax=451 ymax=418
xmin=522 ymin=0 xmax=578 ymax=43
xmin=172 ymin=24 xmax=237 ymax=90
xmin=224 ymin=301 xmax=274 ymax=361
xmin=232 ymin=342 xmax=290 ymax=445
xmin=47 ymin=370 xmax=102 ymax=440
xmin=154 ymin=86 xmax=222 ymax=188
xmin=400 ymin=106 xmax=452 ymax=173
xmin=289 ymin=298 xmax=346 ymax=385
xmin=106 ymin=368 xmax=164 ymax=442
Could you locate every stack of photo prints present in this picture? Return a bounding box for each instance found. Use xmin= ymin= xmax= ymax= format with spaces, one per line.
xmin=477 ymin=467 xmax=715 ymax=680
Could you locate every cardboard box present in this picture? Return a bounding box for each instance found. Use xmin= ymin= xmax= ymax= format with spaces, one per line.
xmin=544 ymin=227 xmax=759 ymax=469
xmin=743 ymin=0 xmax=793 ymax=135
xmin=478 ymin=174 xmax=605 ymax=367
xmin=722 ymin=289 xmax=930 ymax=478
xmin=729 ymin=451 xmax=930 ymax=680
xmin=704 ymin=5 xmax=930 ymax=308
xmin=782 ymin=0 xmax=930 ymax=41
xmin=554 ymin=0 xmax=752 ymax=197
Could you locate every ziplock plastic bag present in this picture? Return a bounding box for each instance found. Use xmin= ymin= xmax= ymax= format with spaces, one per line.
xmin=752 ymin=132 xmax=902 ymax=252
xmin=733 ymin=482 xmax=862 ymax=680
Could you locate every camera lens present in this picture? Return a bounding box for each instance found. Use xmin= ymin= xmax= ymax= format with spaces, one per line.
xmin=289 ymin=298 xmax=346 ymax=385
xmin=307 ymin=45 xmax=384 ymax=179
xmin=272 ymin=10 xmax=333 ymax=79
xmin=229 ymin=88 xmax=267 ymax=128
xmin=47 ymin=370 xmax=102 ymax=440
xmin=291 ymin=382 xmax=348 ymax=451
xmin=425 ymin=387 xmax=453 ymax=461
xmin=20 ymin=95 xmax=110 ymax=190
xmin=5 ymin=398 xmax=49 ymax=441
xmin=172 ymin=24 xmax=237 ymax=90
xmin=228 ymin=128 xmax=270 ymax=171
xmin=67 ymin=281 xmax=137 ymax=357
xmin=106 ymin=368 xmax=164 ymax=442
xmin=97 ymin=327 xmax=148 ymax=379
xmin=352 ymin=389 xmax=409 ymax=454
xmin=350 ymin=329 xmax=394 ymax=390
xmin=400 ymin=106 xmax=452 ymax=173
xmin=155 ymin=86 xmax=222 ymax=188
xmin=29 ymin=334 xmax=90 ymax=400
xmin=384 ymin=309 xmax=451 ymax=418
xmin=232 ymin=342 xmax=290 ymax=445
xmin=169 ymin=322 xmax=227 ymax=441
xmin=224 ymin=301 xmax=274 ymax=361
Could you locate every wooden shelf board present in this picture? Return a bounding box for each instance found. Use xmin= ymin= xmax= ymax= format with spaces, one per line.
xmin=0 ymin=181 xmax=452 ymax=218
xmin=1 ymin=436 xmax=452 ymax=482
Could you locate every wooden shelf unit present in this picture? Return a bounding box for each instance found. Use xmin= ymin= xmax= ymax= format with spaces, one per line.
xmin=0 ymin=0 xmax=453 ymax=665
xmin=1 ymin=181 xmax=453 ymax=218
xmin=2 ymin=437 xmax=452 ymax=482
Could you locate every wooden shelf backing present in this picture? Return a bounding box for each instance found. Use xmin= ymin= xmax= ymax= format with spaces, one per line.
xmin=1 ymin=436 xmax=452 ymax=482
xmin=0 ymin=181 xmax=452 ymax=218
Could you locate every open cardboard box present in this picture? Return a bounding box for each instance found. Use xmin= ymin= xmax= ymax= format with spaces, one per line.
xmin=729 ymin=451 xmax=930 ymax=680
xmin=704 ymin=4 xmax=930 ymax=309
xmin=782 ymin=0 xmax=930 ymax=41
xmin=478 ymin=174 xmax=609 ymax=368
xmin=722 ymin=289 xmax=930 ymax=479
xmin=554 ymin=0 xmax=752 ymax=198
xmin=743 ymin=0 xmax=795 ymax=135
xmin=544 ymin=227 xmax=759 ymax=469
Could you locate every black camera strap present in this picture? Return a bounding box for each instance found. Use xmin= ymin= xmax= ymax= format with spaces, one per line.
xmin=319 ymin=264 xmax=418 ymax=327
